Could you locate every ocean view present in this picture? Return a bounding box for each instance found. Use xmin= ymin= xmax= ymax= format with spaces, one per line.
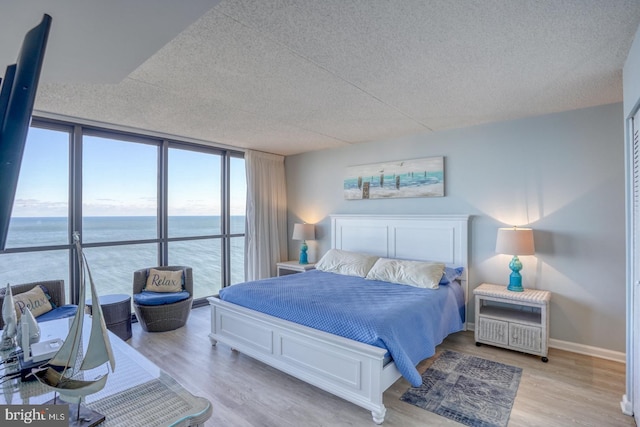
xmin=0 ymin=216 xmax=246 ymax=301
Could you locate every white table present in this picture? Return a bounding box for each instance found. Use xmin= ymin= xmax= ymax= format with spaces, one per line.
xmin=0 ymin=316 xmax=212 ymax=426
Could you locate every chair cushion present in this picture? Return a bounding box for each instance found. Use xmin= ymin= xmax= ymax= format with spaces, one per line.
xmin=36 ymin=305 xmax=78 ymax=323
xmin=134 ymin=291 xmax=190 ymax=306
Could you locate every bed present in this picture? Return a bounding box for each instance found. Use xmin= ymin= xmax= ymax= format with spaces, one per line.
xmin=208 ymin=214 xmax=469 ymax=424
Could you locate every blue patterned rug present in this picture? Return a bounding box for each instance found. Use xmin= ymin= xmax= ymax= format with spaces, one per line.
xmin=400 ymin=350 xmax=522 ymax=427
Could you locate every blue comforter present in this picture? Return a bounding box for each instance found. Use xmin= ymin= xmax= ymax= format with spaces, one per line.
xmin=219 ymin=269 xmax=464 ymax=386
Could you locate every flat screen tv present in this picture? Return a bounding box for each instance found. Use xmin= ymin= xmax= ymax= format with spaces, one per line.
xmin=0 ymin=14 xmax=51 ymax=250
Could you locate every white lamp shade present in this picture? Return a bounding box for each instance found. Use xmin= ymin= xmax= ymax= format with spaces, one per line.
xmin=292 ymin=223 xmax=315 ymax=241
xmin=495 ymin=228 xmax=535 ymax=255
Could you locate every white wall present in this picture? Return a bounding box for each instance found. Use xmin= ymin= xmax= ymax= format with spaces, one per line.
xmin=285 ymin=103 xmax=625 ymax=353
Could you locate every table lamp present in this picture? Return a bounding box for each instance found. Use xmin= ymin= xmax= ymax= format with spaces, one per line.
xmin=495 ymin=227 xmax=535 ymax=292
xmin=292 ymin=223 xmax=315 ymax=264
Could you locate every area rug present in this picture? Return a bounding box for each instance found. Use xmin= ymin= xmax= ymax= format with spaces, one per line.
xmin=400 ymin=350 xmax=522 ymax=427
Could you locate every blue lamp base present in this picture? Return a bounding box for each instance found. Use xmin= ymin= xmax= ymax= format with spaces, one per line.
xmin=507 ymin=255 xmax=524 ymax=292
xmin=299 ymin=241 xmax=309 ymax=265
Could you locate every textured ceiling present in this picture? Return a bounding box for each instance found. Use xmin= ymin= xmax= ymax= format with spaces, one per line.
xmin=5 ymin=1 xmax=640 ymax=156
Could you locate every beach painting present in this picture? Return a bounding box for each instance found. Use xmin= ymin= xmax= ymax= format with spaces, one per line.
xmin=344 ymin=156 xmax=444 ymax=200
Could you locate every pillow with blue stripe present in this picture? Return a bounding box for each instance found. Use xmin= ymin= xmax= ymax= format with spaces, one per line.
xmin=440 ymin=266 xmax=464 ymax=285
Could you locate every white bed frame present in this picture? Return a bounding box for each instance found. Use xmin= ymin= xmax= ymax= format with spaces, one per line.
xmin=208 ymin=214 xmax=469 ymax=424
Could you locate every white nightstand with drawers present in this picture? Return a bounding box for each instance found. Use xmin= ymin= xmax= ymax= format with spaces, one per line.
xmin=474 ymin=283 xmax=551 ymax=362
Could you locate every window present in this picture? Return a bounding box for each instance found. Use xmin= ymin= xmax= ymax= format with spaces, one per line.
xmin=168 ymin=145 xmax=223 ymax=296
xmin=0 ymin=125 xmax=71 ymax=297
xmin=0 ymin=120 xmax=245 ymax=308
xmin=5 ymin=126 xmax=69 ymax=248
xmin=168 ymin=148 xmax=221 ymax=237
xmin=0 ymin=250 xmax=69 ymax=289
xmin=168 ymin=239 xmax=222 ymax=298
xmin=84 ymin=244 xmax=158 ymax=296
xmin=83 ymin=134 xmax=158 ymax=243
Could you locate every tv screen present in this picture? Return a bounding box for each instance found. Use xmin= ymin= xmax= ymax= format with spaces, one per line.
xmin=0 ymin=14 xmax=51 ymax=250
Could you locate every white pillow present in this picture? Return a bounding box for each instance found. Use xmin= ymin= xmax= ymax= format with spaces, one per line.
xmin=365 ymin=258 xmax=445 ymax=289
xmin=315 ymin=249 xmax=379 ymax=277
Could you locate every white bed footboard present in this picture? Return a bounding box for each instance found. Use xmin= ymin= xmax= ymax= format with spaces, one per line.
xmin=208 ymin=214 xmax=469 ymax=424
xmin=208 ymin=296 xmax=400 ymax=424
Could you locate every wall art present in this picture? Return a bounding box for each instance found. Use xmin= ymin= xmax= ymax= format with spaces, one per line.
xmin=344 ymin=156 xmax=444 ymax=199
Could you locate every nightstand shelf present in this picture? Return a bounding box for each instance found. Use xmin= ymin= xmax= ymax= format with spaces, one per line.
xmin=478 ymin=305 xmax=542 ymax=325
xmin=474 ymin=283 xmax=551 ymax=362
xmin=276 ymin=260 xmax=316 ymax=277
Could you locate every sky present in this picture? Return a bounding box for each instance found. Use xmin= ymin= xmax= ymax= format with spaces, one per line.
xmin=11 ymin=126 xmax=246 ymax=217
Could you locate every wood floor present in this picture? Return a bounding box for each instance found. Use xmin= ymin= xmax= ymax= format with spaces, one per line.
xmin=128 ymin=306 xmax=633 ymax=426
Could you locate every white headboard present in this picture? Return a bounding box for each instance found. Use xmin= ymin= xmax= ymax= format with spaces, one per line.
xmin=330 ymin=214 xmax=470 ymax=323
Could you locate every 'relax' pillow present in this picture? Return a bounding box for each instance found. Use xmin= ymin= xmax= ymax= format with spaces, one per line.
xmin=315 ymin=249 xmax=379 ymax=277
xmin=366 ymin=258 xmax=445 ymax=289
xmin=13 ymin=285 xmax=54 ymax=319
xmin=144 ymin=269 xmax=184 ymax=293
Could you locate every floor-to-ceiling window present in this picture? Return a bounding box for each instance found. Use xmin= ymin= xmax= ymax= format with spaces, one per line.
xmin=167 ymin=145 xmax=223 ymax=299
xmin=0 ymin=124 xmax=71 ymax=296
xmin=0 ymin=119 xmax=245 ymax=307
xmin=82 ymin=132 xmax=160 ymax=298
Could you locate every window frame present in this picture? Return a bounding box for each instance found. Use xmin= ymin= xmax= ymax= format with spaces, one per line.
xmin=0 ymin=117 xmax=245 ymax=307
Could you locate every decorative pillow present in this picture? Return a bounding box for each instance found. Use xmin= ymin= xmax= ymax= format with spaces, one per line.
xmin=315 ymin=249 xmax=379 ymax=277
xmin=440 ymin=266 xmax=464 ymax=285
xmin=365 ymin=258 xmax=445 ymax=289
xmin=144 ymin=269 xmax=184 ymax=293
xmin=13 ymin=285 xmax=54 ymax=319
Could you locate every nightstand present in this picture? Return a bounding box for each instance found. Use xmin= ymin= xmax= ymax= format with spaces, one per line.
xmin=474 ymin=283 xmax=551 ymax=362
xmin=276 ymin=260 xmax=316 ymax=277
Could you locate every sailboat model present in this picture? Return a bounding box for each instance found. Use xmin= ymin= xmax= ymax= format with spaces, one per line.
xmin=32 ymin=232 xmax=115 ymax=406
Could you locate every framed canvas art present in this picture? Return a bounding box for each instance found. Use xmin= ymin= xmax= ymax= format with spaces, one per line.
xmin=344 ymin=156 xmax=444 ymax=200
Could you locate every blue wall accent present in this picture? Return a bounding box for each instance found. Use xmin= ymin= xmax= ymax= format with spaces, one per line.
xmin=285 ymin=103 xmax=625 ymax=353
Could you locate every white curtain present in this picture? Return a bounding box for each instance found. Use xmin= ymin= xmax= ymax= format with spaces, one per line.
xmin=244 ymin=150 xmax=288 ymax=281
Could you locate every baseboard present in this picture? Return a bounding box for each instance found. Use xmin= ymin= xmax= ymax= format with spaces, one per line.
xmin=621 ymin=394 xmax=634 ymax=416
xmin=466 ymin=322 xmax=475 ymax=331
xmin=465 ymin=322 xmax=625 ymax=363
xmin=549 ymin=338 xmax=626 ymax=363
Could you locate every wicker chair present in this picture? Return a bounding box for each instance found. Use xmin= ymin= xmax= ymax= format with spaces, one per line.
xmin=0 ymin=280 xmax=67 ymax=330
xmin=132 ymin=266 xmax=193 ymax=332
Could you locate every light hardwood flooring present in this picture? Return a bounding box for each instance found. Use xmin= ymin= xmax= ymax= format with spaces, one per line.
xmin=128 ymin=307 xmax=633 ymax=426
